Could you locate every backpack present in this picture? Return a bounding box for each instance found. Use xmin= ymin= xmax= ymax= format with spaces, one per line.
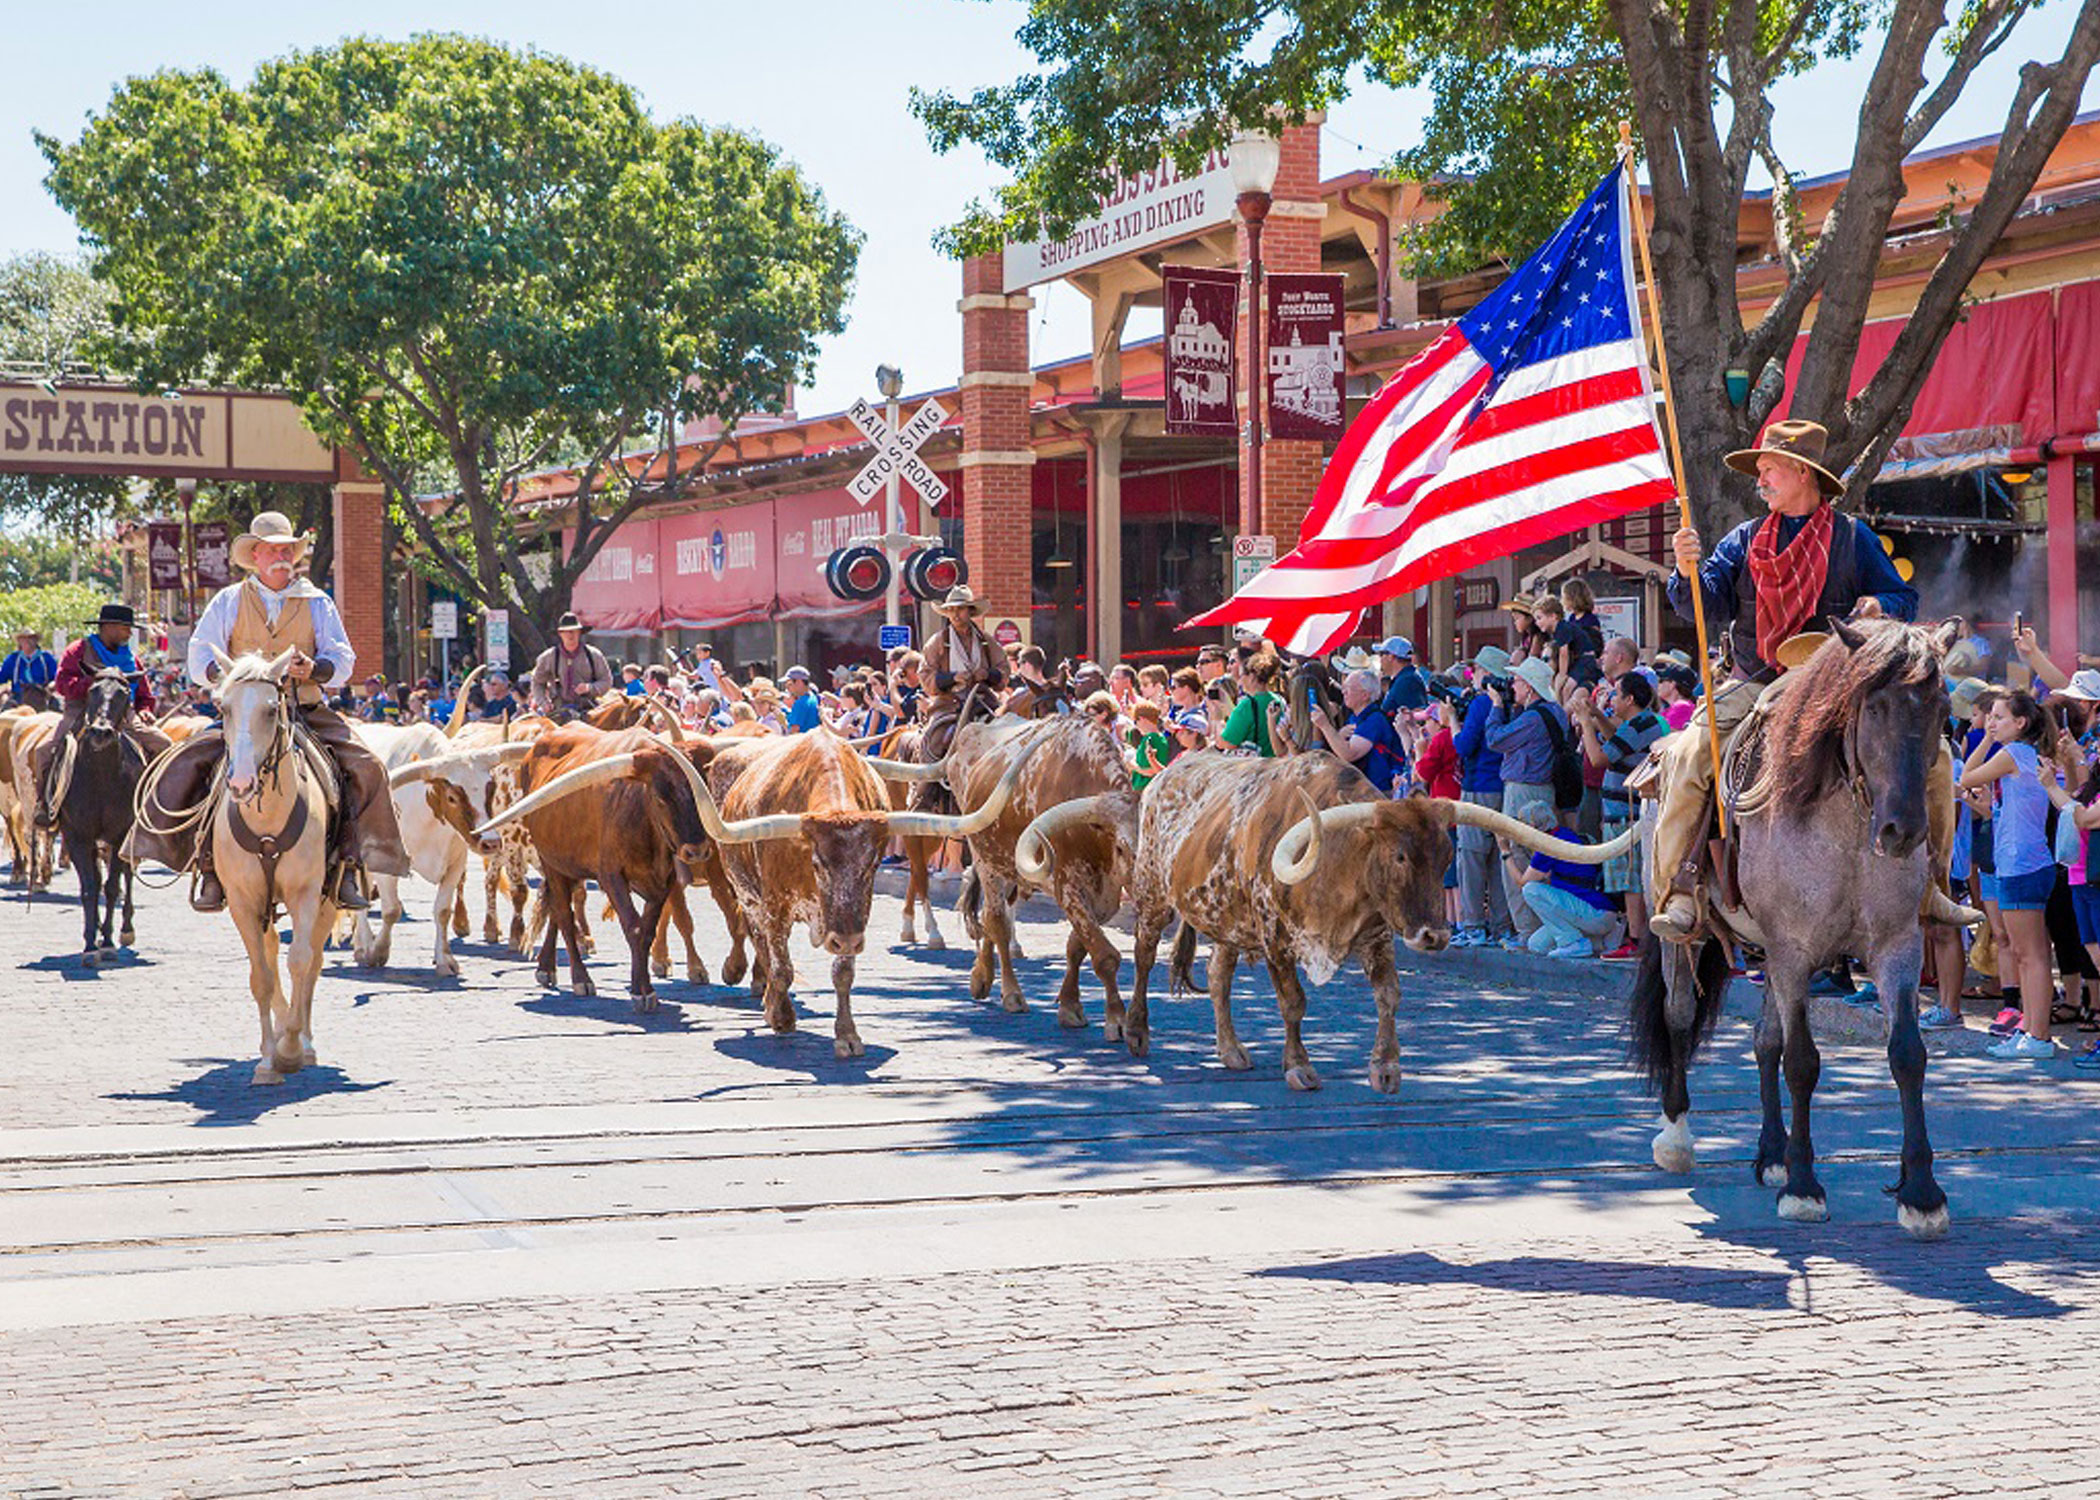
xmin=1530 ymin=702 xmax=1585 ymax=811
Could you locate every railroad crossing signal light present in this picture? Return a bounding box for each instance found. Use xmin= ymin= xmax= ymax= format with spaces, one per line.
xmin=824 ymin=544 xmax=892 ymax=603
xmin=903 ymin=547 xmax=967 ymax=601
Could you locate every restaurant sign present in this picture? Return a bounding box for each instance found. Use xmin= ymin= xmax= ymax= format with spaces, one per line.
xmin=1003 ymin=149 xmax=1237 ymax=292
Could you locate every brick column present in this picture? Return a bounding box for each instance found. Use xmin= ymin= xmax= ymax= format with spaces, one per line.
xmin=1238 ymin=120 xmax=1325 ymax=544
xmin=331 ymin=448 xmax=388 ymax=683
xmin=958 ymin=252 xmax=1036 ymax=622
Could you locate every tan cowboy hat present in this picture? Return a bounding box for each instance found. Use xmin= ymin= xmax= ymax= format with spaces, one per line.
xmin=1502 ymin=593 xmax=1538 ymax=619
xmin=230 ymin=511 xmax=315 ymax=572
xmin=1774 ymin=630 xmax=1829 ymax=671
xmin=936 ymin=585 xmax=985 ymax=616
xmin=1510 ymin=657 xmax=1557 ymax=702
xmin=1724 ymin=419 xmax=1844 ymax=498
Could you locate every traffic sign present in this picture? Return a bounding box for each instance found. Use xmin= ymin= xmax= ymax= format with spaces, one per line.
xmin=429 ymin=600 xmax=458 ymax=640
xmin=878 ymin=623 xmax=913 ymax=652
xmin=846 ymin=396 xmax=949 ymax=510
xmin=1233 ymin=534 xmax=1276 ymax=593
xmin=483 ymin=609 xmax=509 ymax=672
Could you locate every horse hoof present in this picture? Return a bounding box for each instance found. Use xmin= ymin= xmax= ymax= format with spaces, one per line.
xmin=117 ymin=930 xmax=134 ymax=948
xmin=1898 ymin=1202 xmax=1951 ymax=1241
xmin=1777 ymin=1193 xmax=1829 ymax=1223
xmin=1368 ymin=1062 xmax=1402 ymax=1095
xmin=1651 ymin=1116 xmax=1696 ymax=1174
xmin=1758 ymin=1163 xmax=1788 ymax=1189
xmin=1285 ymin=1066 xmax=1323 ymax=1093
xmin=834 ymin=1034 xmax=865 ymax=1059
xmin=251 ymin=1066 xmax=283 ymax=1086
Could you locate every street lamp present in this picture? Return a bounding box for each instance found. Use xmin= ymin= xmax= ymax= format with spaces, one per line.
xmin=1228 ymin=127 xmax=1281 ymax=540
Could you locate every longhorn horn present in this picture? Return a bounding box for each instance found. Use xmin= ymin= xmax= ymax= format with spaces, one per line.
xmin=1925 ymin=887 xmax=1985 ymax=928
xmin=444 ymin=665 xmax=487 ymax=738
xmin=637 ymin=696 xmax=685 ymax=743
xmin=1444 ymin=800 xmax=1637 ymax=864
xmin=1015 ymin=795 xmax=1111 ymax=882
xmin=865 ymin=753 xmax=948 ymax=783
xmin=662 ymin=737 xmax=805 ymax=844
xmin=884 ymin=739 xmax=1041 ymax=841
xmin=389 ymin=741 xmax=532 ymax=787
xmin=846 ymin=731 xmax=890 ymax=749
xmin=471 ymin=753 xmax=639 ymax=839
xmin=1270 ymin=788 xmax=1376 ymax=886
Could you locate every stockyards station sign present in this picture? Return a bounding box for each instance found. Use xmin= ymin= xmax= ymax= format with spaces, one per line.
xmin=0 ymin=383 xmax=336 ymax=482
xmin=1003 ymin=148 xmax=1238 ymax=292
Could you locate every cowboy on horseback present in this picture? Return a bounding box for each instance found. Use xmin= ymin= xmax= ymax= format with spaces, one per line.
xmin=33 ymin=603 xmax=157 ymax=829
xmin=919 ymin=585 xmax=1005 ymax=760
xmin=126 ymin=512 xmax=410 ymax=913
xmin=1649 ymin=419 xmax=1921 ymax=942
xmin=529 ymin=612 xmax=614 ymax=721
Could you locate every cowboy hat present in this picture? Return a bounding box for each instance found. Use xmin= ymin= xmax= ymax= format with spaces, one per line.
xmin=1468 ymin=645 xmax=1512 ymax=678
xmin=1724 ymin=418 xmax=1844 ymax=498
xmin=1511 ymin=658 xmax=1556 ymax=701
xmin=1502 ymin=594 xmax=1538 ymax=618
xmin=1948 ymin=677 xmax=1991 ymax=718
xmin=229 ymin=511 xmax=315 ymax=572
xmin=1337 ymin=646 xmax=1375 ymax=673
xmin=936 ymin=585 xmax=985 ymax=616
xmin=1653 ymin=648 xmax=1694 ymax=671
xmin=555 ymin=612 xmax=588 ymax=634
xmin=87 ymin=602 xmax=136 ymax=629
xmin=1774 ymin=631 xmax=1829 ymax=672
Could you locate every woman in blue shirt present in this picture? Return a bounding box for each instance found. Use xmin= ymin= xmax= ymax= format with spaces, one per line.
xmin=1958 ymin=690 xmax=2060 ymax=1059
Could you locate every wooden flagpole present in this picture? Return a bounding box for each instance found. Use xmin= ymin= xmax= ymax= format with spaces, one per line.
xmin=1620 ymin=122 xmax=1728 ymax=837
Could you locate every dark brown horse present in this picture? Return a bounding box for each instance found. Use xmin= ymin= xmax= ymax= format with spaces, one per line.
xmin=57 ymin=671 xmax=167 ymax=965
xmin=1629 ymin=615 xmax=1965 ymax=1239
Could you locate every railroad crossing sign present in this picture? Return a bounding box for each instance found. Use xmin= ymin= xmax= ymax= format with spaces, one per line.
xmin=846 ymin=397 xmax=949 ymax=510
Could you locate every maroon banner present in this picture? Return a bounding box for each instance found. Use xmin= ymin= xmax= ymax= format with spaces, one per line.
xmin=193 ymin=521 xmax=232 ymax=588
xmin=1265 ymin=272 xmax=1346 ymax=441
xmin=1163 ymin=265 xmax=1239 ymax=437
xmin=147 ymin=522 xmax=184 ymax=590
xmin=774 ymin=488 xmax=883 ymax=619
xmin=659 ymin=502 xmax=776 ymax=630
xmin=566 ymin=519 xmax=661 ymax=633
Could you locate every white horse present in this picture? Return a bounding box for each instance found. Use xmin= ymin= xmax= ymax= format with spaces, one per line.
xmin=209 ymin=648 xmax=337 ymax=1085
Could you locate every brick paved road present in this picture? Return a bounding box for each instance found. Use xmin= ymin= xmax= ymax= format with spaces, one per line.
xmin=2 ymin=867 xmax=2096 ymax=1497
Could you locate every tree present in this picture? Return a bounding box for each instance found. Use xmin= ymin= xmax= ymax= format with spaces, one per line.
xmin=0 ymin=532 xmax=122 ymax=593
xmin=0 ymin=582 xmax=107 ymax=643
xmin=41 ymin=35 xmax=861 ymax=654
xmin=915 ymin=0 xmax=2100 ymax=535
xmin=0 ymin=253 xmax=135 ymax=544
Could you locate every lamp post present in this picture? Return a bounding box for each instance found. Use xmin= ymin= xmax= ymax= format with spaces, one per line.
xmin=875 ymin=363 xmax=905 ymax=630
xmin=1228 ymin=127 xmax=1282 ymax=541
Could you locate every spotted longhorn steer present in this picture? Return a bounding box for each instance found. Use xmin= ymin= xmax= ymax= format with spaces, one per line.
xmin=1058 ymin=752 xmax=1633 ymax=1093
xmin=949 ymin=715 xmax=1137 ymax=1031
xmin=694 ymin=730 xmax=1036 ymax=1059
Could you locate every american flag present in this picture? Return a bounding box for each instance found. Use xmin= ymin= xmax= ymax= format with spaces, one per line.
xmin=1188 ymin=163 xmax=1675 ymax=655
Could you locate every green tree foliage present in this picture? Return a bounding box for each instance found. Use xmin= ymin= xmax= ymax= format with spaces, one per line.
xmin=0 ymin=582 xmax=106 ymax=642
xmin=917 ymin=0 xmax=2100 ymax=532
xmin=41 ymin=35 xmax=861 ymax=653
xmin=0 ymin=253 xmax=135 ymax=537
xmin=0 ymin=532 xmax=122 ymax=593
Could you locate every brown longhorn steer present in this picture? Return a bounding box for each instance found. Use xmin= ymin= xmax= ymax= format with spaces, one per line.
xmin=951 ymin=716 xmax=1137 ymax=1031
xmin=1040 ymin=753 xmax=1631 ymax=1093
xmin=473 ymin=723 xmax=725 ymax=1011
xmin=693 ymin=730 xmax=1035 ymax=1059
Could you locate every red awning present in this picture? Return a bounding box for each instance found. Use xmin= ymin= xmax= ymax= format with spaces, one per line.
xmin=659 ymin=504 xmax=775 ymax=629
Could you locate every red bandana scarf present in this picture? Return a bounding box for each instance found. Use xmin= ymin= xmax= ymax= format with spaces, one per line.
xmin=1745 ymin=502 xmax=1836 ymax=667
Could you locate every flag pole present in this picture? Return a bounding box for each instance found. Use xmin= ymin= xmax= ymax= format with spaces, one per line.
xmin=1619 ymin=121 xmax=1728 ymax=838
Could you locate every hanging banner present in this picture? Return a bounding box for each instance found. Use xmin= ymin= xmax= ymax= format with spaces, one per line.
xmin=193 ymin=521 xmax=232 ymax=588
xmin=147 ymin=522 xmax=184 ymax=590
xmin=659 ymin=502 xmax=776 ymax=630
xmin=1265 ymin=272 xmax=1347 ymax=441
xmin=567 ymin=519 xmax=661 ymax=632
xmin=1163 ymin=266 xmax=1240 ymax=437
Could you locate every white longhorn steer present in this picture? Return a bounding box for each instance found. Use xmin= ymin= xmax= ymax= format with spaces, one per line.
xmin=349 ymin=723 xmax=525 ymax=975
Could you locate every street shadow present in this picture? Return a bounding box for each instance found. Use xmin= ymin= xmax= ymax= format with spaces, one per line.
xmin=713 ymin=1027 xmax=899 ymax=1081
xmin=107 ymin=1057 xmax=392 ymax=1126
xmin=18 ymin=949 xmax=157 ymax=982
xmin=1255 ymin=1250 xmax=1796 ymax=1311
xmin=516 ymin=990 xmax=701 ymax=1034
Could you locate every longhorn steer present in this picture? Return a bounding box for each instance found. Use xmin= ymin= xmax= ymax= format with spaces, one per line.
xmin=1093 ymin=753 xmax=1633 ymax=1092
xmin=695 ymin=730 xmax=1034 ymax=1058
xmin=953 ymin=716 xmax=1136 ymax=1031
xmin=474 ymin=723 xmax=725 ymax=1011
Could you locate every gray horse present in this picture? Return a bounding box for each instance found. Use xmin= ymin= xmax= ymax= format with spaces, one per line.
xmin=1629 ymin=615 xmax=1966 ymax=1240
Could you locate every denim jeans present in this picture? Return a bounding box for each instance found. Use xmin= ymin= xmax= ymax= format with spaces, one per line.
xmin=1523 ymin=882 xmax=1618 ymax=954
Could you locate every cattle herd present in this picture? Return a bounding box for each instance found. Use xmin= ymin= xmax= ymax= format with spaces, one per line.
xmin=2 ymin=680 xmax=1625 ymax=1096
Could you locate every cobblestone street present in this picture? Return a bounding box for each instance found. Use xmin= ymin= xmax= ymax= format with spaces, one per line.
xmin=3 ymin=871 xmax=2097 ymax=1497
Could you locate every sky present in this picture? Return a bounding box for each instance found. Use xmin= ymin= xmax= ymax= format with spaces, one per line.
xmin=5 ymin=1 xmax=2095 ymax=418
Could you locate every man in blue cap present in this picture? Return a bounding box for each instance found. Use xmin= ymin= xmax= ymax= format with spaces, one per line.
xmin=1376 ymin=636 xmax=1427 ymax=716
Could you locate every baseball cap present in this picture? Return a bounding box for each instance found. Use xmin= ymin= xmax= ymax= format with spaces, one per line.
xmin=1375 ymin=636 xmax=1415 ymax=660
xmin=783 ymin=665 xmax=812 ymax=682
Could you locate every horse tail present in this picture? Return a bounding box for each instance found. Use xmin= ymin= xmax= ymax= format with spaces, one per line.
xmin=1168 ymin=918 xmax=1199 ymax=996
xmin=1625 ymin=933 xmax=1729 ymax=1096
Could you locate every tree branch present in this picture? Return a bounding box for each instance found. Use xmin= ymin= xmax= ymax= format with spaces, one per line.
xmin=1903 ymin=0 xmax=2032 ymax=153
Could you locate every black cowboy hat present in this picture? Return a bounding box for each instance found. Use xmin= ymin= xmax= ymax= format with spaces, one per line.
xmin=88 ymin=603 xmax=137 ymax=629
xmin=556 ymin=611 xmax=588 ymax=633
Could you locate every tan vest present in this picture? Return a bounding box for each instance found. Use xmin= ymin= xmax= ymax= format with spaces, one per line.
xmin=229 ymin=579 xmax=323 ymax=705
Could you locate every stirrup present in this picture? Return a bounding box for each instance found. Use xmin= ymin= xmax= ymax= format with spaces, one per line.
xmin=1650 ymin=894 xmax=1700 ymax=943
xmin=329 ymin=863 xmax=370 ymax=910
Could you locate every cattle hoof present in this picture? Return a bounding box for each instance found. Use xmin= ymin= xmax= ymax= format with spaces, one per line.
xmin=724 ymin=954 xmax=748 ymax=987
xmin=251 ymin=1065 xmax=283 ymax=1086
xmin=1285 ymin=1065 xmax=1323 ymax=1093
xmin=650 ymin=956 xmax=669 ymax=980
xmin=1898 ymin=1202 xmax=1951 ymax=1240
xmin=767 ymin=1012 xmax=798 ymax=1035
xmin=1001 ymin=992 xmax=1029 ymax=1015
xmin=575 ymin=978 xmax=597 ymax=998
xmin=687 ymin=962 xmax=708 ymax=986
xmin=632 ymin=990 xmax=659 ymax=1015
xmin=1103 ymin=1014 xmax=1124 ymax=1042
xmin=80 ymin=949 xmax=98 ymax=970
xmin=1367 ymin=1062 xmax=1402 ymax=1095
xmin=925 ymin=930 xmax=946 ymax=952
xmin=899 ymin=922 xmax=917 ymax=946
xmin=1777 ymin=1193 xmax=1829 ymax=1223
xmin=1219 ymin=1044 xmax=1253 ymax=1071
xmin=483 ymin=925 xmax=502 ymax=945
xmin=968 ymin=965 xmax=992 ymax=1001
xmin=535 ymin=967 xmax=556 ymax=989
xmin=300 ymin=1047 xmax=317 ymax=1069
xmin=1757 ymin=1163 xmax=1788 ymax=1189
xmin=1124 ymin=1029 xmax=1150 ymax=1059
xmin=437 ymin=957 xmax=461 ymax=978
xmin=1651 ymin=1115 xmax=1695 ymax=1175
xmin=834 ymin=1034 xmax=865 ymax=1060
xmin=1058 ymin=1005 xmax=1087 ymax=1030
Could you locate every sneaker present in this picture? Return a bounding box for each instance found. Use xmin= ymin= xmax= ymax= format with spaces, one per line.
xmin=1842 ymin=982 xmax=1881 ymax=1010
xmin=1548 ymin=940 xmax=1592 ymax=960
xmin=1985 ymin=1031 xmax=2056 ymax=1060
xmin=2074 ymin=1041 xmax=2100 ymax=1071
xmin=1449 ymin=927 xmax=1485 ymax=950
xmin=1601 ymin=939 xmax=1641 ymax=961
xmin=1988 ymin=1007 xmax=2026 ymax=1037
xmin=1917 ymin=1005 xmax=1963 ymax=1031
xmin=1498 ymin=935 xmax=1530 ymax=952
